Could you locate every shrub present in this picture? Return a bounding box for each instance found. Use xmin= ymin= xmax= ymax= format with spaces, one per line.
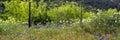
xmin=30 ymin=1 xmax=52 ymax=25
xmin=90 ymin=9 xmax=120 ymax=33
xmin=3 ymin=1 xmax=28 ymax=22
xmin=47 ymin=3 xmax=83 ymax=24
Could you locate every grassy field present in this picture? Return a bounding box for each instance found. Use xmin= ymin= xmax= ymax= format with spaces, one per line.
xmin=0 ymin=24 xmax=120 ymax=40
xmin=1 ymin=0 xmax=120 ymax=40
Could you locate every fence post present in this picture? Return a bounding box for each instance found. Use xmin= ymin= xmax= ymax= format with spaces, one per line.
xmin=28 ymin=0 xmax=32 ymax=28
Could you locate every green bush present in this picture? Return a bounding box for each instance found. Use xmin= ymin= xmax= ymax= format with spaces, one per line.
xmin=47 ymin=4 xmax=82 ymax=24
xmin=30 ymin=1 xmax=52 ymax=25
xmin=3 ymin=1 xmax=28 ymax=22
xmin=90 ymin=9 xmax=120 ymax=33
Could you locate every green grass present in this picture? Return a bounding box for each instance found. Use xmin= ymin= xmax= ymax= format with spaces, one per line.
xmin=0 ymin=24 xmax=119 ymax=40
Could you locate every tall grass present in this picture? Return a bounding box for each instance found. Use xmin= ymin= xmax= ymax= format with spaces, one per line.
xmin=0 ymin=24 xmax=120 ymax=40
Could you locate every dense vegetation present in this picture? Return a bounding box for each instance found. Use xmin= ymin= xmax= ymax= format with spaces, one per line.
xmin=0 ymin=0 xmax=120 ymax=40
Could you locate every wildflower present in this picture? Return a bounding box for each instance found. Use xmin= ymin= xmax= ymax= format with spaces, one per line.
xmin=57 ymin=24 xmax=63 ymax=28
xmin=99 ymin=36 xmax=104 ymax=40
xmin=36 ymin=24 xmax=43 ymax=28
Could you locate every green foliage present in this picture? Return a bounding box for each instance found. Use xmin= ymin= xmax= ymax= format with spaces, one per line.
xmin=47 ymin=4 xmax=82 ymax=24
xmin=1 ymin=0 xmax=90 ymax=24
xmin=30 ymin=1 xmax=52 ymax=25
xmin=0 ymin=27 xmax=3 ymax=35
xmin=0 ymin=14 xmax=8 ymax=20
xmin=1 ymin=0 xmax=120 ymax=40
xmin=3 ymin=1 xmax=28 ymax=22
xmin=90 ymin=9 xmax=120 ymax=33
